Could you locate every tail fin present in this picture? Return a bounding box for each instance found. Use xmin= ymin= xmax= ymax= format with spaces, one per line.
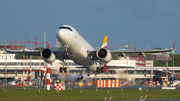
xmin=172 ymin=41 xmax=176 ymax=50
xmin=101 ymin=36 xmax=108 ymax=49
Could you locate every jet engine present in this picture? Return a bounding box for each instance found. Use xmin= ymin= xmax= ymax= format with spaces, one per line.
xmin=96 ymin=48 xmax=112 ymax=63
xmin=40 ymin=48 xmax=56 ymax=64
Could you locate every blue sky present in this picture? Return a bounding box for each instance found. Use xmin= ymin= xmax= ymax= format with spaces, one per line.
xmin=0 ymin=0 xmax=180 ymax=54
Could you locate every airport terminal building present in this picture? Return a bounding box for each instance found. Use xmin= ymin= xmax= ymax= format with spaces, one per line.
xmin=0 ymin=50 xmax=180 ymax=86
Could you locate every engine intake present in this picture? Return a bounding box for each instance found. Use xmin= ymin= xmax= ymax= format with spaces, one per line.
xmin=96 ymin=48 xmax=112 ymax=63
xmin=40 ymin=48 xmax=56 ymax=64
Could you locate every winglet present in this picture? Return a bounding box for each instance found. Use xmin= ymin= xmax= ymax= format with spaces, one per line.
xmin=101 ymin=36 xmax=108 ymax=49
xmin=4 ymin=41 xmax=7 ymax=51
xmin=80 ymin=68 xmax=83 ymax=75
xmin=172 ymin=41 xmax=176 ymax=50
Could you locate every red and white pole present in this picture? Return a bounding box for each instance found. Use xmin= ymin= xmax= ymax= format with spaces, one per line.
xmin=39 ymin=48 xmax=41 ymax=85
xmin=5 ymin=56 xmax=7 ymax=85
xmin=151 ymin=60 xmax=153 ymax=82
xmin=30 ymin=64 xmax=32 ymax=79
xmin=26 ymin=56 xmax=28 ymax=82
xmin=47 ymin=64 xmax=50 ymax=90
xmin=23 ymin=55 xmax=25 ymax=85
xmin=108 ymin=69 xmax=110 ymax=80
xmin=166 ymin=55 xmax=169 ymax=85
xmin=91 ymin=72 xmax=93 ymax=83
xmin=43 ymin=63 xmax=46 ymax=84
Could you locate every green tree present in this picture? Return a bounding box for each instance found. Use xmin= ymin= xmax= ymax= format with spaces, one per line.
xmin=154 ymin=54 xmax=180 ymax=67
xmin=154 ymin=60 xmax=166 ymax=66
xmin=15 ymin=54 xmax=23 ymax=59
xmin=168 ymin=54 xmax=180 ymax=66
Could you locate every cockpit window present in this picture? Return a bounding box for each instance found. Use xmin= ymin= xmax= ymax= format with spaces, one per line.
xmin=59 ymin=27 xmax=73 ymax=31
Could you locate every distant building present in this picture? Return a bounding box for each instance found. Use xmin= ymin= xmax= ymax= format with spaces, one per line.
xmin=150 ymin=53 xmax=171 ymax=62
xmin=129 ymin=56 xmax=146 ymax=67
xmin=0 ymin=45 xmax=25 ymax=51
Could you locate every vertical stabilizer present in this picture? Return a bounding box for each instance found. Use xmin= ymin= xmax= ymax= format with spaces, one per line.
xmin=101 ymin=36 xmax=108 ymax=49
xmin=173 ymin=41 xmax=176 ymax=50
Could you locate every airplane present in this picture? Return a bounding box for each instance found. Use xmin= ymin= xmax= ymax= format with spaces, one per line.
xmin=6 ymin=25 xmax=174 ymax=73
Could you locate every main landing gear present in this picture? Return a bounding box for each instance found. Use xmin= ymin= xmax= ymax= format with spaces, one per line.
xmin=59 ymin=60 xmax=67 ymax=73
xmin=59 ymin=45 xmax=69 ymax=73
xmin=96 ymin=60 xmax=105 ymax=73
xmin=96 ymin=67 xmax=105 ymax=73
xmin=59 ymin=67 xmax=67 ymax=73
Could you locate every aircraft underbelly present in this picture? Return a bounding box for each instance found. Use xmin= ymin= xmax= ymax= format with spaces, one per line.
xmin=59 ymin=31 xmax=98 ymax=71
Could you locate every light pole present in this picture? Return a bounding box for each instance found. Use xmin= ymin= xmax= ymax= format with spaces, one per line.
xmin=29 ymin=32 xmax=32 ymax=51
xmin=43 ymin=32 xmax=46 ymax=48
xmin=29 ymin=32 xmax=32 ymax=81
xmin=170 ymin=48 xmax=175 ymax=82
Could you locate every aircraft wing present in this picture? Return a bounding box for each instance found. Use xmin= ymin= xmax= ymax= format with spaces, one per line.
xmin=109 ymin=49 xmax=172 ymax=58
xmin=6 ymin=50 xmax=41 ymax=56
xmin=106 ymin=66 xmax=135 ymax=69
xmin=88 ymin=49 xmax=172 ymax=59
xmin=6 ymin=50 xmax=70 ymax=59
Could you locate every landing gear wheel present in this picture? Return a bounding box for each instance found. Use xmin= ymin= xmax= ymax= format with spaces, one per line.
xmin=59 ymin=67 xmax=63 ymax=73
xmin=96 ymin=67 xmax=100 ymax=73
xmin=101 ymin=67 xmax=104 ymax=73
xmin=64 ymin=67 xmax=67 ymax=73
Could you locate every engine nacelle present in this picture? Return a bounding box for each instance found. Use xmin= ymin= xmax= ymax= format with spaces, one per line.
xmin=96 ymin=48 xmax=112 ymax=63
xmin=40 ymin=48 xmax=56 ymax=64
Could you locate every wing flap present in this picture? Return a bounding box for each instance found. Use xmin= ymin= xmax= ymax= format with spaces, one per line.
xmin=6 ymin=49 xmax=70 ymax=59
xmin=106 ymin=66 xmax=135 ymax=69
xmin=54 ymin=50 xmax=69 ymax=59
xmin=6 ymin=50 xmax=41 ymax=56
xmin=87 ymin=49 xmax=172 ymax=60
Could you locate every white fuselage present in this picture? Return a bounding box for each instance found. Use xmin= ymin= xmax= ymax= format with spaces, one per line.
xmin=56 ymin=25 xmax=100 ymax=71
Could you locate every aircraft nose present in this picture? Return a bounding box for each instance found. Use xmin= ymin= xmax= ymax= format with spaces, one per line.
xmin=56 ymin=29 xmax=65 ymax=42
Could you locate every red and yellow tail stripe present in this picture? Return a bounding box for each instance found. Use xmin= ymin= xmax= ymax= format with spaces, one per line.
xmin=101 ymin=36 xmax=108 ymax=49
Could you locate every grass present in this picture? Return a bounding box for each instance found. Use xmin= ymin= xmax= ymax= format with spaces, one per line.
xmin=0 ymin=87 xmax=180 ymax=101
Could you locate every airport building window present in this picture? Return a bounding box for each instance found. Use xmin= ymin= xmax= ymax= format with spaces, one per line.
xmin=7 ymin=70 xmax=11 ymax=74
xmin=17 ymin=62 xmax=21 ymax=66
xmin=7 ymin=62 xmax=17 ymax=65
xmin=17 ymin=70 xmax=23 ymax=74
xmin=0 ymin=62 xmax=4 ymax=65
xmin=146 ymin=70 xmax=151 ymax=74
xmin=136 ymin=70 xmax=144 ymax=74
xmin=11 ymin=70 xmax=16 ymax=74
xmin=0 ymin=70 xmax=4 ymax=74
xmin=128 ymin=70 xmax=134 ymax=74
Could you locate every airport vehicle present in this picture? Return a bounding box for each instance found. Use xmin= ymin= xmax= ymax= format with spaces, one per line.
xmin=6 ymin=25 xmax=173 ymax=73
xmin=9 ymin=77 xmax=22 ymax=86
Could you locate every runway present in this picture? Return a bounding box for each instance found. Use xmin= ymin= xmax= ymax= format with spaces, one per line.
xmin=1 ymin=84 xmax=180 ymax=101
